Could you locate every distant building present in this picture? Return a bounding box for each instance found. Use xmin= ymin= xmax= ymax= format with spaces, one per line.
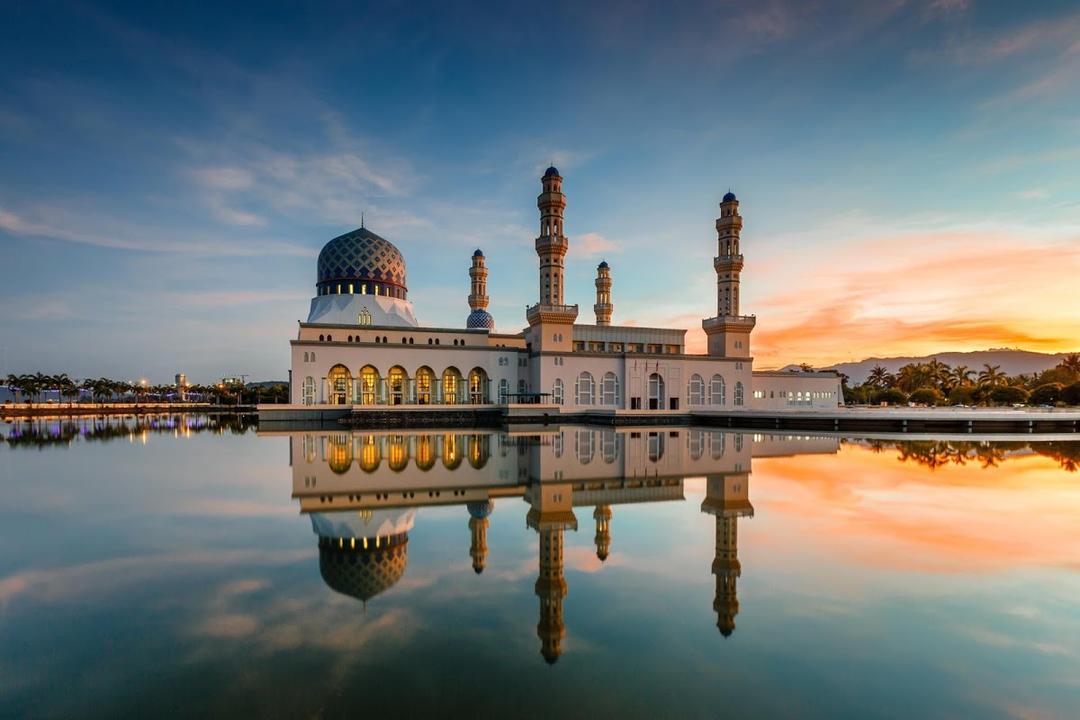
xmin=175 ymin=373 xmax=187 ymax=401
xmin=282 ymin=168 xmax=837 ymax=412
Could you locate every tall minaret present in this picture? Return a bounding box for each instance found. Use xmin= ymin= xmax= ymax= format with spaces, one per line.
xmin=526 ymin=166 xmax=577 ymax=351
xmin=526 ymin=481 xmax=577 ymax=665
xmin=594 ymin=261 xmax=613 ymax=326
xmin=467 ymin=500 xmax=493 ymax=574
xmin=702 ymin=192 xmax=755 ymax=357
xmin=466 ymin=249 xmax=494 ymax=329
xmin=537 ymin=166 xmax=568 ymax=306
xmin=701 ymin=472 xmax=754 ymax=637
xmin=593 ymin=504 xmax=612 ymax=561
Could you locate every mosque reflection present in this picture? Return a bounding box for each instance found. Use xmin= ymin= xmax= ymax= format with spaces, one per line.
xmin=272 ymin=427 xmax=841 ymax=663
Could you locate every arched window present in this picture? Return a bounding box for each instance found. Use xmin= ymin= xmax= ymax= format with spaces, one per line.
xmin=499 ymin=378 xmax=510 ymax=402
xmin=601 ymin=372 xmax=619 ymax=406
xmin=576 ymin=430 xmax=595 ymax=464
xmin=358 ymin=307 xmax=372 ymax=325
xmin=415 ymin=435 xmax=436 ymax=471
xmin=468 ymin=434 xmax=489 ymax=469
xmin=468 ymin=368 xmax=487 ymax=404
xmin=647 ymin=431 xmax=664 ymax=461
xmin=648 ymin=373 xmax=665 ymax=410
xmin=601 ymin=431 xmax=619 ymax=463
xmin=388 ymin=366 xmax=407 ymax=405
xmin=710 ymin=374 xmax=726 ymax=406
xmin=442 ymin=367 xmax=462 ymax=405
xmin=442 ymin=434 xmax=463 ymax=469
xmin=387 ymin=435 xmax=408 ymax=472
xmin=576 ymin=372 xmax=595 ymax=405
xmin=689 ymin=429 xmax=704 ymax=460
xmin=688 ymin=374 xmax=705 ymax=405
xmin=359 ymin=365 xmax=379 ymax=405
xmin=359 ymin=435 xmax=381 ymax=472
xmin=302 ymin=376 xmax=316 ymax=405
xmin=327 ymin=365 xmax=351 ymax=405
xmin=710 ymin=431 xmax=725 ymax=459
xmin=735 ymin=381 xmax=745 ymax=406
xmin=552 ymin=378 xmax=564 ymax=405
xmin=416 ymin=367 xmax=434 ymax=405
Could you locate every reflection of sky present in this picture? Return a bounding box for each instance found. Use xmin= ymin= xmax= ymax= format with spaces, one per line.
xmin=1 ymin=428 xmax=1078 ymax=717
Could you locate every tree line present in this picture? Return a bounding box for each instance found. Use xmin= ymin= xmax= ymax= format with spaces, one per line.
xmin=3 ymin=373 xmax=289 ymax=405
xmin=843 ymin=353 xmax=1080 ymax=407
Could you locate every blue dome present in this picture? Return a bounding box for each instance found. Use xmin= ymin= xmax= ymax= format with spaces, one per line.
xmin=722 ymin=191 xmax=737 ymax=202
xmin=316 ymin=227 xmax=407 ymax=296
xmin=543 ymin=166 xmax=560 ymax=178
xmin=466 ymin=310 xmax=495 ymax=330
xmin=467 ymin=500 xmax=494 ymax=519
xmin=598 ymin=260 xmax=609 ymax=269
xmin=472 ymin=248 xmax=484 ymax=257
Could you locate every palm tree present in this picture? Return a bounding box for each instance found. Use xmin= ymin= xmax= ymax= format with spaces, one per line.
xmin=977 ymin=364 xmax=1006 ymax=391
xmin=867 ymin=365 xmax=891 ymax=389
xmin=926 ymin=358 xmax=951 ymax=392
xmin=1058 ymin=353 xmax=1080 ymax=375
xmin=951 ymin=365 xmax=974 ymax=388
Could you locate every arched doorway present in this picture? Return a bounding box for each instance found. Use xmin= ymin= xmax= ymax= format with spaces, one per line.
xmin=359 ymin=365 xmax=379 ymax=405
xmin=442 ymin=367 xmax=462 ymax=405
xmin=388 ymin=366 xmax=407 ymax=405
xmin=648 ymin=373 xmax=665 ymax=410
xmin=416 ymin=367 xmax=435 ymax=405
xmin=468 ymin=368 xmax=488 ymax=404
xmin=359 ymin=435 xmax=381 ymax=472
xmin=328 ymin=365 xmax=352 ymax=405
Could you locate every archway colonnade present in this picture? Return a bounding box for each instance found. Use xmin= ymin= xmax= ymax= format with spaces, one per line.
xmin=306 ymin=365 xmax=492 ymax=406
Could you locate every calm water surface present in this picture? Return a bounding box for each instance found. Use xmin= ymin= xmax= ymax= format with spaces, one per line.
xmin=1 ymin=416 xmax=1078 ymax=719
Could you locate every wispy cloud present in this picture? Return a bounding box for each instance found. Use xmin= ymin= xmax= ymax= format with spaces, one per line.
xmin=568 ymin=231 xmax=619 ymax=259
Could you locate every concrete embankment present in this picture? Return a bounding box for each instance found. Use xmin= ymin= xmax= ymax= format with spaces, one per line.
xmin=257 ymin=403 xmax=1080 ymax=434
xmin=2 ymin=403 xmax=256 ymax=418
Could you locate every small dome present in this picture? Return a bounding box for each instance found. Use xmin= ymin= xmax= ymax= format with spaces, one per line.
xmin=597 ymin=260 xmax=609 ymax=269
xmin=467 ymin=500 xmax=494 ymax=520
xmin=543 ymin=166 xmax=560 ymax=178
xmin=317 ymin=227 xmax=407 ymax=295
xmin=472 ymin=248 xmax=484 ymax=258
xmin=722 ymin=191 xmax=737 ymax=202
xmin=466 ymin=309 xmax=495 ymax=330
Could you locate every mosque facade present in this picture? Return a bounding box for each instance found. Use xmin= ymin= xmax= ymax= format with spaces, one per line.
xmin=284 ymin=168 xmax=840 ymax=413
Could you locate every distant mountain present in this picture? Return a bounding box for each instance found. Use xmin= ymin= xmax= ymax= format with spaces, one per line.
xmin=804 ymin=350 xmax=1073 ymax=385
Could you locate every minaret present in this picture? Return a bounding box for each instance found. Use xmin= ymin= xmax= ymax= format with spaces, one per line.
xmin=702 ymin=192 xmax=755 ymax=357
xmin=466 ymin=249 xmax=495 ymax=329
xmin=593 ymin=504 xmax=612 ymax=561
xmin=467 ymin=500 xmax=493 ymax=574
xmin=594 ymin=261 xmax=613 ymax=326
xmin=526 ymin=167 xmax=577 ymax=352
xmin=526 ymin=482 xmax=577 ymax=665
xmin=701 ymin=472 xmax=754 ymax=637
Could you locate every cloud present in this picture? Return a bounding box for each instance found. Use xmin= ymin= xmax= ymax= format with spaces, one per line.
xmin=0 ymin=206 xmax=309 ymax=257
xmin=191 ymin=167 xmax=255 ymax=191
xmin=569 ymin=232 xmax=619 ymax=259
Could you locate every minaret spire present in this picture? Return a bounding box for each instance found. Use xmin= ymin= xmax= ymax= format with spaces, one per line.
xmin=594 ymin=261 xmax=613 ymax=326
xmin=525 ymin=166 xmax=577 ymax=348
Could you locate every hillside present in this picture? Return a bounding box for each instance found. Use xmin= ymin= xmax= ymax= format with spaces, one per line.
xmin=806 ymin=350 xmax=1073 ymax=385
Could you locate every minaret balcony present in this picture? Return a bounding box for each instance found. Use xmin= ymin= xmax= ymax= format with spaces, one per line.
xmin=526 ymin=303 xmax=579 ymax=326
xmin=702 ymin=315 xmax=756 ymax=333
xmin=535 ymin=236 xmax=569 ymax=253
xmin=714 ymin=254 xmax=744 ymax=271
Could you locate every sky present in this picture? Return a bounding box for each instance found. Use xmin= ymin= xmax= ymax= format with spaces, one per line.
xmin=2 ymin=0 xmax=1079 ymax=382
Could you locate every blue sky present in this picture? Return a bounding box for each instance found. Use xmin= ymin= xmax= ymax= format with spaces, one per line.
xmin=2 ymin=0 xmax=1079 ymax=382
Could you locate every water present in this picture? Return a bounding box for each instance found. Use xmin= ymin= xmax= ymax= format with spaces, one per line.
xmin=2 ymin=416 xmax=1078 ymax=718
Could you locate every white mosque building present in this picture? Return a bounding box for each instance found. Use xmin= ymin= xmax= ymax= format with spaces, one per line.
xmin=277 ymin=167 xmax=840 ymax=416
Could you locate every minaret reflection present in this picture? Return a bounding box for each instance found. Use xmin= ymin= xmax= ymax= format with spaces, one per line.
xmin=526 ymin=482 xmax=577 ymax=665
xmin=700 ymin=472 xmax=754 ymax=637
xmin=467 ymin=500 xmax=493 ymax=574
xmin=593 ymin=504 xmax=612 ymax=562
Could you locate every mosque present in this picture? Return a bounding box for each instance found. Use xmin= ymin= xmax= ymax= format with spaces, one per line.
xmin=278 ymin=167 xmax=840 ymax=415
xmin=270 ymin=426 xmax=842 ymax=663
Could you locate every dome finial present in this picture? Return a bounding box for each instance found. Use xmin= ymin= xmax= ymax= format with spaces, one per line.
xmin=361 ymin=211 xmax=364 ymax=229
